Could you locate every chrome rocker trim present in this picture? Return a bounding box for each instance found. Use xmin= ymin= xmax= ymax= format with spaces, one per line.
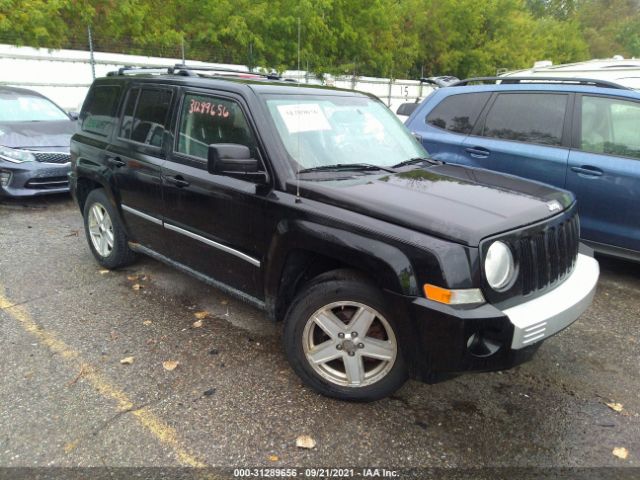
xmin=121 ymin=203 xmax=261 ymax=267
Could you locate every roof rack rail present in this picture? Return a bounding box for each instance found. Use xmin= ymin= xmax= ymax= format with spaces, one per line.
xmin=451 ymin=76 xmax=630 ymax=90
xmin=419 ymin=76 xmax=460 ymax=87
xmin=170 ymin=64 xmax=284 ymax=80
xmin=106 ymin=66 xmax=174 ymax=76
xmin=106 ymin=64 xmax=296 ymax=82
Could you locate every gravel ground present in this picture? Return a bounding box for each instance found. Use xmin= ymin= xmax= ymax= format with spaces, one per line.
xmin=0 ymin=194 xmax=638 ymax=479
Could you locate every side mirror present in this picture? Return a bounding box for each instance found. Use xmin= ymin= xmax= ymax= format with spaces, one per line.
xmin=68 ymin=111 xmax=79 ymax=121
xmin=207 ymin=144 xmax=259 ymax=175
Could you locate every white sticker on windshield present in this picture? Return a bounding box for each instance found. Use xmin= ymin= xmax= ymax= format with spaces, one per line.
xmin=277 ymin=104 xmax=331 ymax=133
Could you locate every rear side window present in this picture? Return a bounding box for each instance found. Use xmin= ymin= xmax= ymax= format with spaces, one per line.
xmin=81 ymin=85 xmax=121 ymax=136
xmin=119 ymin=88 xmax=172 ymax=147
xmin=581 ymin=95 xmax=640 ymax=159
xmin=482 ymin=93 xmax=568 ymax=146
xmin=426 ymin=93 xmax=490 ymax=134
xmin=176 ymin=93 xmax=258 ymax=160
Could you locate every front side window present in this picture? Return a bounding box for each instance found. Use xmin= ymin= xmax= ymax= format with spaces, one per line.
xmin=263 ymin=94 xmax=427 ymax=171
xmin=81 ymin=85 xmax=122 ymax=136
xmin=177 ymin=94 xmax=258 ymax=160
xmin=119 ymin=88 xmax=172 ymax=147
xmin=426 ymin=93 xmax=490 ymax=134
xmin=0 ymin=91 xmax=69 ymax=122
xmin=581 ymin=95 xmax=640 ymax=159
xmin=482 ymin=93 xmax=568 ymax=146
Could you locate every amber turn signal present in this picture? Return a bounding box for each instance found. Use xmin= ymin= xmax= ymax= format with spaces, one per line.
xmin=423 ymin=284 xmax=485 ymax=305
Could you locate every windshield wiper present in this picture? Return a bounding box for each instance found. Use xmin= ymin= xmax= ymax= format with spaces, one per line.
xmin=297 ymin=163 xmax=396 ymax=174
xmin=392 ymin=157 xmax=442 ymax=169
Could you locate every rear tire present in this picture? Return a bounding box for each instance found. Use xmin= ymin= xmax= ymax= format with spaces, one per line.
xmin=83 ymin=188 xmax=136 ymax=269
xmin=283 ymin=270 xmax=408 ymax=401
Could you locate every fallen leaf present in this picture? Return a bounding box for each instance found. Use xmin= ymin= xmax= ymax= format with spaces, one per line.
xmin=194 ymin=311 xmax=209 ymax=320
xmin=209 ymin=348 xmax=219 ymax=355
xmin=613 ymin=447 xmax=629 ymax=460
xmin=63 ymin=441 xmax=78 ymax=453
xmin=192 ymin=319 xmax=204 ymax=328
xmin=203 ymin=388 xmax=216 ymax=396
xmin=606 ymin=402 xmax=624 ymax=413
xmin=65 ymin=230 xmax=79 ymax=238
xmin=162 ymin=360 xmax=179 ymax=371
xmin=99 ymin=269 xmax=110 ymax=275
xmin=110 ymin=331 xmax=119 ymax=341
xmin=120 ymin=356 xmax=134 ymax=365
xmin=132 ymin=284 xmax=143 ymax=291
xmin=140 ymin=274 xmax=149 ymax=281
xmin=220 ymin=300 xmax=228 ymax=305
xmin=143 ymin=320 xmax=152 ymax=326
xmin=296 ymin=435 xmax=316 ymax=449
xmin=127 ymin=274 xmax=138 ymax=281
xmin=268 ymin=455 xmax=279 ymax=462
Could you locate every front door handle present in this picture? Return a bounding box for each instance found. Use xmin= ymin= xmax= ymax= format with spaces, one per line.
xmin=571 ymin=165 xmax=603 ymax=177
xmin=465 ymin=147 xmax=491 ymax=159
xmin=106 ymin=156 xmax=125 ymax=168
xmin=164 ymin=175 xmax=190 ymax=188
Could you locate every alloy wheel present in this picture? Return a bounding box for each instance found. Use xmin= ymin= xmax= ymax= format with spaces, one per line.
xmin=302 ymin=301 xmax=397 ymax=387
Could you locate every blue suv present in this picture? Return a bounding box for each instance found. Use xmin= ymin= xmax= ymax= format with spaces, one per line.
xmin=405 ymin=77 xmax=640 ymax=261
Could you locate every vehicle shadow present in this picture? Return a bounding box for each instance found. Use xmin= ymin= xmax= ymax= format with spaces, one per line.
xmin=0 ymin=193 xmax=73 ymax=211
xmin=596 ymin=253 xmax=640 ymax=282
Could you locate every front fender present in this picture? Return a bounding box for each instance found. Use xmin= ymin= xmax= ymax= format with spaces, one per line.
xmin=264 ymin=219 xmax=421 ymax=308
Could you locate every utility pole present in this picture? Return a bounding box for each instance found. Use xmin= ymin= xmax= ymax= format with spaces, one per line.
xmin=297 ymin=17 xmax=301 ymax=76
xmin=87 ymin=25 xmax=96 ymax=80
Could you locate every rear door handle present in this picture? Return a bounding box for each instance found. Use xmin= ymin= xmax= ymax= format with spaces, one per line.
xmin=465 ymin=147 xmax=491 ymax=159
xmin=106 ymin=156 xmax=125 ymax=168
xmin=164 ymin=175 xmax=190 ymax=188
xmin=571 ymin=165 xmax=603 ymax=177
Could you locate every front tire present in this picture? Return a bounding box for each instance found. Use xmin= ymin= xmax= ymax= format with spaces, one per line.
xmin=83 ymin=189 xmax=136 ymax=269
xmin=283 ymin=270 xmax=408 ymax=401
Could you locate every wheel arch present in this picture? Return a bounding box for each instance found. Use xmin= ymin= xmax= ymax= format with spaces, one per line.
xmin=264 ymin=220 xmax=420 ymax=322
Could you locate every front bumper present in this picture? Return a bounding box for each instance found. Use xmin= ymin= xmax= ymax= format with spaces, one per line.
xmin=506 ymin=253 xmax=599 ymax=349
xmin=0 ymin=158 xmax=71 ymax=197
xmin=392 ymin=251 xmax=599 ymax=381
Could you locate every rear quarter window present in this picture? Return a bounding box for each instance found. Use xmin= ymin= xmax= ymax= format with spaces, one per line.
xmin=80 ymin=85 xmax=122 ymax=137
xmin=426 ymin=92 xmax=490 ymax=134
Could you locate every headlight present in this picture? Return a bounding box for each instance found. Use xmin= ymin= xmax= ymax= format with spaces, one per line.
xmin=484 ymin=241 xmax=515 ymax=291
xmin=0 ymin=145 xmax=36 ymax=163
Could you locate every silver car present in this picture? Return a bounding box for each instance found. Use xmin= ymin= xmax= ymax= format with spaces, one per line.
xmin=0 ymin=86 xmax=76 ymax=197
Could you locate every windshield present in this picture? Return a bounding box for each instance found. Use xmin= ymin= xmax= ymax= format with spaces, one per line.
xmin=0 ymin=91 xmax=69 ymax=122
xmin=264 ymin=94 xmax=428 ymax=172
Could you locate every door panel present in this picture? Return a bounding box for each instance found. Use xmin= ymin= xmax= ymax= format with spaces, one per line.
xmin=108 ymin=86 xmax=174 ymax=252
xmin=567 ymin=94 xmax=640 ymax=251
xmin=460 ymin=136 xmax=569 ymax=188
xmin=161 ymin=161 xmax=266 ymax=298
xmin=461 ymin=92 xmax=571 ymax=188
xmin=566 ymin=150 xmax=640 ymax=249
xmin=161 ymin=91 xmax=270 ymax=299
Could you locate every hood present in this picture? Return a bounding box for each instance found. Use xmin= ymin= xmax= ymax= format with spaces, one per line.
xmin=0 ymin=120 xmax=76 ymax=150
xmin=291 ymin=164 xmax=575 ymax=246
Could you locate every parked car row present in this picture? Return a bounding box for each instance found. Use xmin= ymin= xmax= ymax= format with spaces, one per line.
xmin=65 ymin=65 xmax=600 ymax=401
xmin=3 ymin=67 xmax=635 ymax=400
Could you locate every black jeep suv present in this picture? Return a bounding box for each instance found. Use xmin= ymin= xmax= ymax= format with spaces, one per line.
xmin=70 ymin=66 xmax=599 ymax=401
